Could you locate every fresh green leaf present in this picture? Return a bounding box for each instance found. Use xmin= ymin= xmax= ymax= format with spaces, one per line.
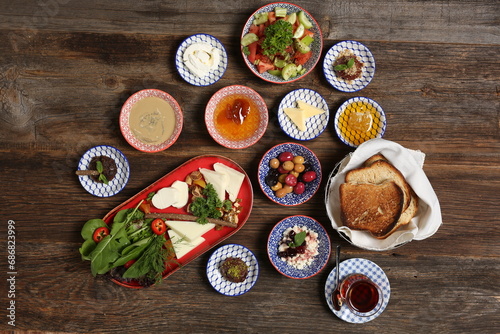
xmin=122 ymin=234 xmax=167 ymax=281
xmin=113 ymin=237 xmax=152 ymax=268
xmin=146 ymin=191 xmax=156 ymax=201
xmin=79 ymin=239 xmax=97 ymax=260
xmin=96 ymin=160 xmax=104 ymax=173
xmin=80 ymin=218 xmax=107 ymax=240
xmin=334 ymin=57 xmax=356 ymax=71
xmin=189 ymin=183 xmax=224 ymax=224
xmin=242 ymin=46 xmax=250 ymax=56
xmin=98 ymin=173 xmax=109 ymax=184
xmin=347 ymin=57 xmax=355 ymax=68
xmin=289 ymin=231 xmax=307 ymax=248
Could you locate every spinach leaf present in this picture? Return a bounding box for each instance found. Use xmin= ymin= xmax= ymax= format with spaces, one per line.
xmin=122 ymin=234 xmax=166 ymax=280
xmin=81 ymin=218 xmax=107 ymax=241
xmin=79 ymin=239 xmax=97 ymax=260
xmin=113 ymin=237 xmax=152 ymax=268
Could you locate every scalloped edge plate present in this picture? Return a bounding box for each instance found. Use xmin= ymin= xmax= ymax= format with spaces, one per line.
xmin=77 ymin=145 xmax=130 ymax=197
xmin=267 ymin=215 xmax=330 ymax=279
xmin=206 ymin=244 xmax=259 ymax=296
xmin=258 ymin=142 xmax=322 ymax=206
xmin=175 ymin=33 xmax=228 ymax=86
xmin=240 ymin=2 xmax=323 ymax=84
xmin=205 ymin=85 xmax=268 ymax=149
xmin=323 ymin=40 xmax=375 ymax=92
xmin=278 ymin=88 xmax=329 ymax=140
xmin=324 ymin=258 xmax=390 ymax=323
xmin=119 ymin=89 xmax=183 ymax=153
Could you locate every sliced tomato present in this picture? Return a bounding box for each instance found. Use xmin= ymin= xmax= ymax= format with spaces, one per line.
xmin=92 ymin=227 xmax=110 ymax=243
xmin=268 ymin=11 xmax=276 ymax=24
xmin=294 ymin=50 xmax=313 ymax=66
xmin=257 ymin=61 xmax=274 ymax=73
xmin=247 ymin=41 xmax=258 ymax=64
xmin=302 ymin=29 xmax=315 ymax=38
xmin=258 ymin=24 xmax=266 ymax=37
xmin=124 ymin=259 xmax=136 ymax=269
xmin=151 ymin=218 xmax=167 ymax=235
xmin=248 ymin=24 xmax=259 ymax=35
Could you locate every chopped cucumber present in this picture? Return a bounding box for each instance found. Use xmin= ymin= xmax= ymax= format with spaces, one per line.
xmin=253 ymin=12 xmax=268 ymax=25
xmin=268 ymin=69 xmax=282 ymax=77
xmin=301 ymin=35 xmax=314 ymax=46
xmin=273 ymin=58 xmax=287 ymax=69
xmin=241 ymin=33 xmax=258 ymax=46
xmin=286 ymin=12 xmax=297 ymax=25
xmin=293 ymin=23 xmax=305 ymax=39
xmin=282 ymin=63 xmax=298 ymax=80
xmin=275 ymin=7 xmax=287 ymax=17
xmin=294 ymin=39 xmax=311 ymax=54
xmin=298 ymin=11 xmax=313 ymax=29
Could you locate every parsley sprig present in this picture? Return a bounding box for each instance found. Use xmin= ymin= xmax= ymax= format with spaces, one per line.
xmin=262 ymin=20 xmax=293 ymax=56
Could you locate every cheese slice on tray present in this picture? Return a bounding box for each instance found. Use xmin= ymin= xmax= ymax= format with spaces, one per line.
xmin=213 ymin=162 xmax=245 ymax=201
xmin=168 ymin=229 xmax=205 ymax=259
xmin=199 ymin=168 xmax=228 ymax=202
xmin=165 ymin=220 xmax=215 ymax=242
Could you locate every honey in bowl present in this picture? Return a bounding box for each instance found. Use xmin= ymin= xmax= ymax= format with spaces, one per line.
xmin=213 ymin=94 xmax=261 ymax=141
xmin=337 ymin=99 xmax=384 ymax=147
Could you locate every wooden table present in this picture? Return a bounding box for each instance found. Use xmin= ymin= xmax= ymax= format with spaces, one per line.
xmin=1 ymin=1 xmax=499 ymax=333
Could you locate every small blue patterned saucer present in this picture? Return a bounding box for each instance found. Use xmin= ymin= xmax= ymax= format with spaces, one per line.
xmin=206 ymin=244 xmax=259 ymax=296
xmin=175 ymin=33 xmax=228 ymax=86
xmin=258 ymin=143 xmax=322 ymax=206
xmin=77 ymin=145 xmax=130 ymax=197
xmin=323 ymin=40 xmax=375 ymax=92
xmin=324 ymin=258 xmax=390 ymax=323
xmin=278 ymin=88 xmax=329 ymax=141
xmin=268 ymin=216 xmax=331 ymax=279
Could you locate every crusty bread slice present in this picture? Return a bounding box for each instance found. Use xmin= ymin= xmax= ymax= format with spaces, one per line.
xmin=345 ymin=160 xmax=412 ymax=212
xmin=363 ymin=153 xmax=387 ymax=167
xmin=376 ymin=190 xmax=418 ymax=239
xmin=340 ymin=181 xmax=404 ymax=237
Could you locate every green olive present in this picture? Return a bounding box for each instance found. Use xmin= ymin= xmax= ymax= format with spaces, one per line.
xmin=269 ymin=158 xmax=280 ymax=169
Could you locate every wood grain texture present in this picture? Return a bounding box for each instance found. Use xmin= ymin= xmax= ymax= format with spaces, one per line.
xmin=0 ymin=0 xmax=499 ymax=333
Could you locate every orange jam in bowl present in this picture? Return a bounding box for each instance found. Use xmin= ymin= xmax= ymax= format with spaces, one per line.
xmin=214 ymin=94 xmax=261 ymax=141
xmin=335 ymin=97 xmax=386 ymax=147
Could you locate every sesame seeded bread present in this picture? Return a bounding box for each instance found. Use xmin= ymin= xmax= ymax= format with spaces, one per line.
xmin=340 ymin=181 xmax=404 ymax=237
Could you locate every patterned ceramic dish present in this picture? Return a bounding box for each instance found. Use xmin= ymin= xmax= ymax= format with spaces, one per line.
xmin=77 ymin=145 xmax=130 ymax=197
xmin=240 ymin=2 xmax=323 ymax=84
xmin=324 ymin=258 xmax=390 ymax=323
xmin=267 ymin=215 xmax=330 ymax=279
xmin=120 ymin=89 xmax=183 ymax=153
xmin=258 ymin=142 xmax=322 ymax=206
xmin=206 ymin=244 xmax=259 ymax=296
xmin=205 ymin=85 xmax=268 ymax=149
xmin=334 ymin=96 xmax=386 ymax=147
xmin=278 ymin=88 xmax=329 ymax=140
xmin=175 ymin=33 xmax=228 ymax=86
xmin=323 ymin=40 xmax=375 ymax=92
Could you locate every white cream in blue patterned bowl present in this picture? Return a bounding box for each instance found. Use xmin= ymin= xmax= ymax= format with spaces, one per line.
xmin=323 ymin=40 xmax=375 ymax=92
xmin=206 ymin=244 xmax=259 ymax=296
xmin=278 ymin=88 xmax=329 ymax=140
xmin=175 ymin=33 xmax=228 ymax=86
xmin=76 ymin=145 xmax=130 ymax=197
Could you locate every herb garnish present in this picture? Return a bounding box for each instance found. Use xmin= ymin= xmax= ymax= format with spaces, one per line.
xmin=189 ymin=184 xmax=232 ymax=225
xmin=262 ymin=19 xmax=293 ymax=56
xmin=334 ymin=57 xmax=355 ymax=71
xmin=96 ymin=160 xmax=109 ymax=184
xmin=289 ymin=231 xmax=307 ymax=248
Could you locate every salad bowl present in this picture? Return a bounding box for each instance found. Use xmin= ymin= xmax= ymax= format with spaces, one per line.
xmin=240 ymin=2 xmax=323 ymax=84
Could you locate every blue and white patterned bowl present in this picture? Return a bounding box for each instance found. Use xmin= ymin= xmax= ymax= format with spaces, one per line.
xmin=175 ymin=33 xmax=228 ymax=86
xmin=240 ymin=3 xmax=323 ymax=84
xmin=206 ymin=244 xmax=259 ymax=296
xmin=258 ymin=143 xmax=322 ymax=206
xmin=323 ymin=40 xmax=375 ymax=92
xmin=268 ymin=216 xmax=331 ymax=279
xmin=334 ymin=96 xmax=386 ymax=147
xmin=278 ymin=88 xmax=329 ymax=140
xmin=324 ymin=258 xmax=391 ymax=323
xmin=77 ymin=145 xmax=130 ymax=197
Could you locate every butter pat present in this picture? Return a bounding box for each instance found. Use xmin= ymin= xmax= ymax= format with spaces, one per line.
xmin=168 ymin=229 xmax=205 ymax=259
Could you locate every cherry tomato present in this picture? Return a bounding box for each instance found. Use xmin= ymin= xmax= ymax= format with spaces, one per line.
xmin=92 ymin=227 xmax=110 ymax=243
xmin=302 ymin=171 xmax=317 ymax=183
xmin=151 ymin=218 xmax=167 ymax=235
xmin=124 ymin=259 xmax=136 ymax=269
xmin=278 ymin=152 xmax=294 ymax=162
